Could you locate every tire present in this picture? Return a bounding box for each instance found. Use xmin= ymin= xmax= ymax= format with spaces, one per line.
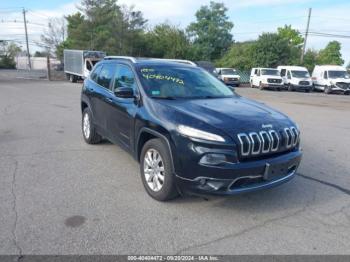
xmin=325 ymin=86 xmax=331 ymax=94
xmin=70 ymin=74 xmax=77 ymax=83
xmin=250 ymin=81 xmax=254 ymax=88
xmin=140 ymin=138 xmax=179 ymax=201
xmin=288 ymin=84 xmax=293 ymax=91
xmin=82 ymin=108 xmax=102 ymax=144
xmin=259 ymin=82 xmax=264 ymax=90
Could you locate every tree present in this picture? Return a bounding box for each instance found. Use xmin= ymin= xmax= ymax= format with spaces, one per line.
xmin=144 ymin=23 xmax=192 ymax=59
xmin=317 ymin=41 xmax=344 ymax=65
xmin=277 ymin=25 xmax=303 ymax=46
xmin=62 ymin=1 xmax=147 ymax=56
xmin=277 ymin=25 xmax=304 ymax=65
xmin=253 ymin=33 xmax=291 ymax=68
xmin=0 ymin=41 xmax=21 ymax=69
xmin=187 ymin=1 xmax=233 ymax=61
xmin=216 ymin=41 xmax=255 ymax=71
xmin=41 ymin=17 xmax=67 ymax=60
xmin=302 ymin=49 xmax=318 ymax=72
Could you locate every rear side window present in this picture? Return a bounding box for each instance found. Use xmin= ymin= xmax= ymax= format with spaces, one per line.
xmin=113 ymin=65 xmax=137 ymax=92
xmin=90 ymin=64 xmax=102 ymax=82
xmin=97 ymin=64 xmax=116 ymax=89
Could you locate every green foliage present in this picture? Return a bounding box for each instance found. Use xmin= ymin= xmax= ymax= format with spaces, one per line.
xmin=253 ymin=33 xmax=291 ymax=68
xmin=302 ymin=49 xmax=318 ymax=72
xmin=277 ymin=25 xmax=304 ymax=46
xmin=0 ymin=42 xmax=21 ymax=69
xmin=317 ymin=41 xmax=344 ymax=65
xmin=187 ymin=1 xmax=233 ymax=61
xmin=216 ymin=41 xmax=255 ymax=71
xmin=144 ymin=23 xmax=193 ymax=59
xmin=63 ymin=0 xmax=147 ymax=56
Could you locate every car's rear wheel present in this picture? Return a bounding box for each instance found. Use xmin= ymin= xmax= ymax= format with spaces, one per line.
xmin=140 ymin=138 xmax=179 ymax=201
xmin=82 ymin=108 xmax=102 ymax=144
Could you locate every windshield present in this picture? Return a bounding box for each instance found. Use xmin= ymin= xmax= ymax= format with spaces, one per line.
xmin=221 ymin=69 xmax=237 ymax=75
xmin=137 ymin=65 xmax=234 ymax=99
xmin=291 ymin=70 xmax=310 ymax=78
xmin=261 ymin=69 xmax=279 ymax=76
xmin=328 ymin=70 xmax=349 ymax=79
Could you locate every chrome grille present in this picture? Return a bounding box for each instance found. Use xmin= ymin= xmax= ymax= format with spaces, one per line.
xmin=237 ymin=127 xmax=299 ymax=157
xmin=336 ymin=82 xmax=350 ymax=89
xmin=267 ymin=78 xmax=282 ymax=84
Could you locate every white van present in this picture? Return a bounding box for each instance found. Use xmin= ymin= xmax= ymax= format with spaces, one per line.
xmin=277 ymin=66 xmax=313 ymax=92
xmin=215 ymin=68 xmax=240 ymax=86
xmin=250 ymin=68 xmax=284 ymax=90
xmin=312 ymin=65 xmax=350 ymax=94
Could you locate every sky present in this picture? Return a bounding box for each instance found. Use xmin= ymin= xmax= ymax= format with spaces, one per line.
xmin=1 ymin=0 xmax=349 ymax=65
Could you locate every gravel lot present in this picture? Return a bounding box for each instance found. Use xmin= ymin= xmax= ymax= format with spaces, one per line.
xmin=0 ymin=75 xmax=350 ymax=255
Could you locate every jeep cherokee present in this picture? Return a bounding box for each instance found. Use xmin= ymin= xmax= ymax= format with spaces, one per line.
xmin=81 ymin=56 xmax=302 ymax=201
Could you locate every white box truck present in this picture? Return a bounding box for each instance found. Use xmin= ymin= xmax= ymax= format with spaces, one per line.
xmin=312 ymin=65 xmax=350 ymax=94
xmin=64 ymin=49 xmax=106 ymax=82
xmin=277 ymin=66 xmax=313 ymax=92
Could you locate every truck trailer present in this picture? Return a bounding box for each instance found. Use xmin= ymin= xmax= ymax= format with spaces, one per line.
xmin=64 ymin=49 xmax=106 ymax=82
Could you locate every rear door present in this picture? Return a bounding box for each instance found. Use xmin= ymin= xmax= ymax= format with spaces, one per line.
xmin=91 ymin=63 xmax=117 ymax=134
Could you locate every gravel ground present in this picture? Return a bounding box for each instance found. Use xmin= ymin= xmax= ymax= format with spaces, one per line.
xmin=0 ymin=77 xmax=349 ymax=255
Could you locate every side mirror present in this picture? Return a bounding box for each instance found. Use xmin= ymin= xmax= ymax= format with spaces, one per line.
xmin=115 ymin=87 xmax=134 ymax=98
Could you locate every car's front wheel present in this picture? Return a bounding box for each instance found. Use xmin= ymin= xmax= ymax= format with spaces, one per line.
xmin=140 ymin=138 xmax=179 ymax=201
xmin=82 ymin=108 xmax=102 ymax=144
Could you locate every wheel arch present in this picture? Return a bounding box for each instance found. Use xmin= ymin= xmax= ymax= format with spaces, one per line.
xmin=136 ymin=127 xmax=176 ymax=173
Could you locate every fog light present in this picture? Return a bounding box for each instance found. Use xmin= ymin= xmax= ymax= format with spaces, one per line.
xmin=199 ymin=153 xmax=227 ymax=165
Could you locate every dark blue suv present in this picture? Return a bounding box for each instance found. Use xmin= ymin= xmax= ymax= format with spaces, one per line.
xmin=81 ymin=56 xmax=302 ymax=201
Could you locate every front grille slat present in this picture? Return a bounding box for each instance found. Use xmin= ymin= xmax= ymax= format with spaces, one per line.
xmin=237 ymin=126 xmax=299 ymax=159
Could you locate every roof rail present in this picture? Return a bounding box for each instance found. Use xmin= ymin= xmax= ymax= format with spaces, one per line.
xmin=154 ymin=58 xmax=197 ymax=66
xmin=104 ymin=56 xmax=137 ymax=63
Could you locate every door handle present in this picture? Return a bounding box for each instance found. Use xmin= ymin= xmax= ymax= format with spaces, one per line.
xmin=105 ymin=97 xmax=113 ymax=103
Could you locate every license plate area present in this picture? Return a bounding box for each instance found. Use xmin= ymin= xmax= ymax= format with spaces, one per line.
xmin=263 ymin=162 xmax=296 ymax=181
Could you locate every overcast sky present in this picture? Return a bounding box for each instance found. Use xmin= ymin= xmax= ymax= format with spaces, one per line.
xmin=1 ymin=0 xmax=349 ymax=65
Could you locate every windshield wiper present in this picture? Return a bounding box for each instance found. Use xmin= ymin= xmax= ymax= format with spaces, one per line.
xmin=150 ymin=96 xmax=177 ymax=100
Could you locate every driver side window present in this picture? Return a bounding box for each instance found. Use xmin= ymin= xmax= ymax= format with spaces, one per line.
xmin=113 ymin=65 xmax=137 ymax=92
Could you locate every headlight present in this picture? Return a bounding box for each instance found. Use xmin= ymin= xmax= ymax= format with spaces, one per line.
xmin=177 ymin=125 xmax=225 ymax=142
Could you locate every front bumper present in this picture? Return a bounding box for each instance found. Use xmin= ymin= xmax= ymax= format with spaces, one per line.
xmin=292 ymin=84 xmax=313 ymax=91
xmin=176 ymin=150 xmax=302 ymax=196
xmin=262 ymin=83 xmax=285 ymax=90
xmin=224 ymin=80 xmax=240 ymax=86
xmin=331 ymin=86 xmax=350 ymax=94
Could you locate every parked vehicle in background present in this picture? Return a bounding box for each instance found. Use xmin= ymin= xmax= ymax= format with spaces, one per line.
xmin=81 ymin=56 xmax=302 ymax=201
xmin=64 ymin=49 xmax=106 ymax=83
xmin=195 ymin=61 xmax=218 ymax=77
xmin=250 ymin=68 xmax=284 ymax=91
xmin=277 ymin=66 xmax=313 ymax=92
xmin=312 ymin=65 xmax=350 ymax=94
xmin=216 ymin=68 xmax=240 ymax=86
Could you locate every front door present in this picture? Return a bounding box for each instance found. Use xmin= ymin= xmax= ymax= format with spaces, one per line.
xmin=106 ymin=64 xmax=139 ymax=149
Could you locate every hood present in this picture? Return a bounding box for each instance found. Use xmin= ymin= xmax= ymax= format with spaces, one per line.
xmin=153 ymin=96 xmax=293 ymax=138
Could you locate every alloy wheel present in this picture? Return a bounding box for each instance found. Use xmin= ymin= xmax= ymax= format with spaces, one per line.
xmin=143 ymin=148 xmax=165 ymax=192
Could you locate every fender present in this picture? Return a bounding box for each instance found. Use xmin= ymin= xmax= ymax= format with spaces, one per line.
xmin=136 ymin=127 xmax=175 ymax=173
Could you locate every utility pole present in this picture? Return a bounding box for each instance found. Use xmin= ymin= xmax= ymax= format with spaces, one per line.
xmin=22 ymin=8 xmax=31 ymax=69
xmin=300 ymin=8 xmax=312 ymax=64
